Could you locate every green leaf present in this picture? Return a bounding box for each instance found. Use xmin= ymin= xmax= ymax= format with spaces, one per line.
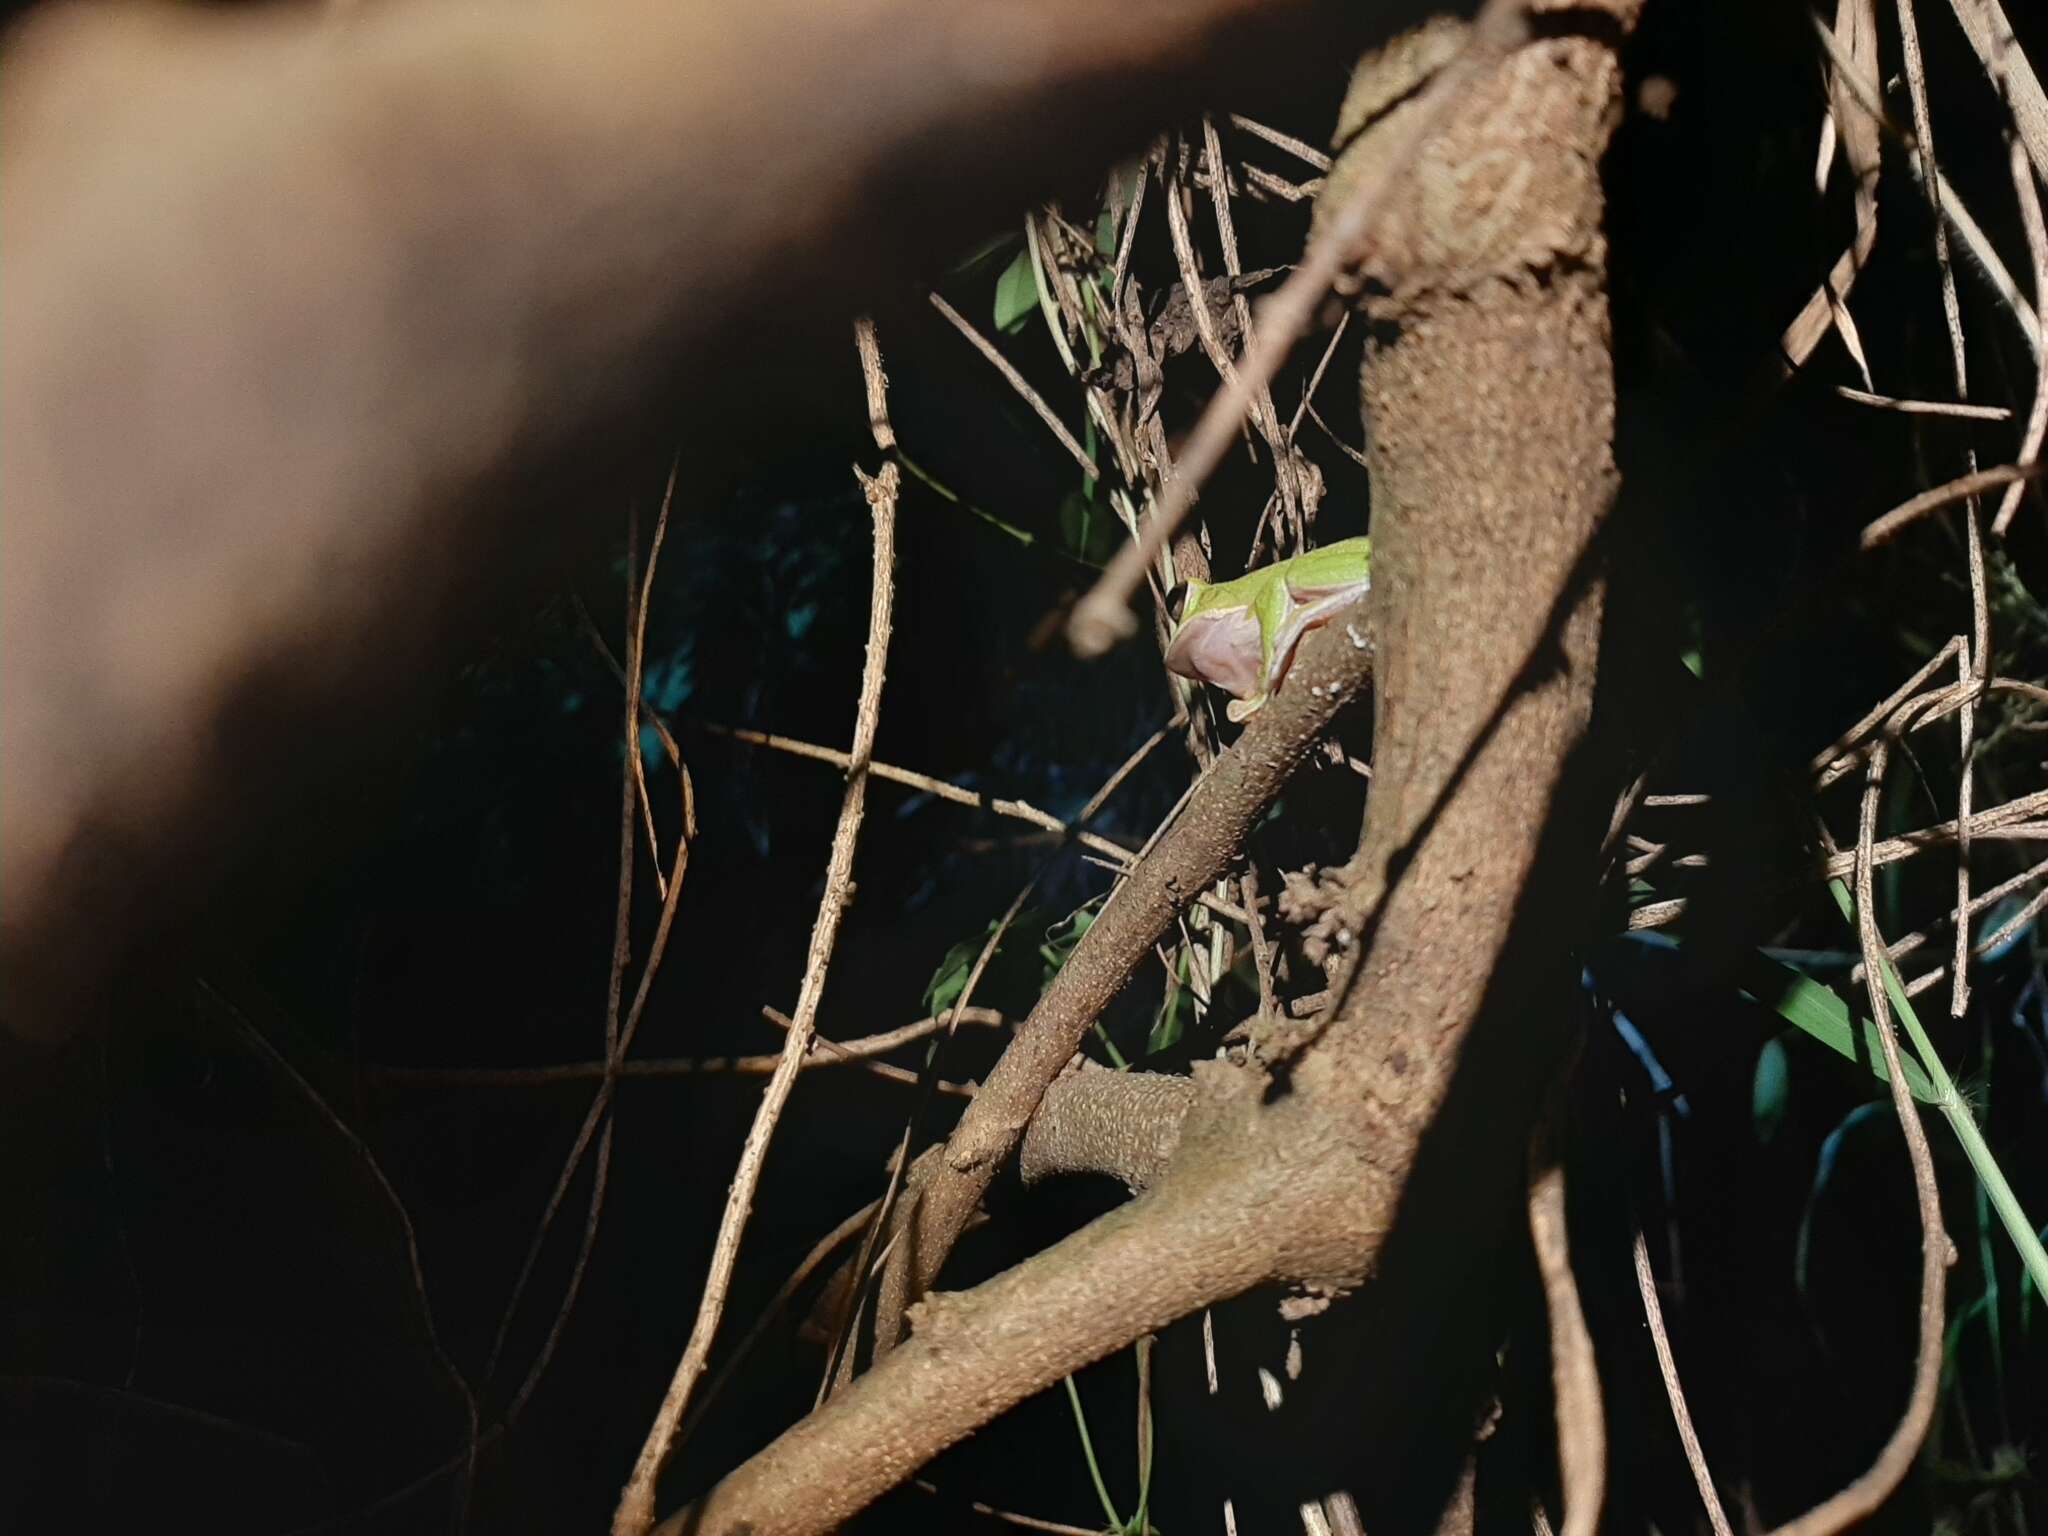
xmin=1752 ymin=1035 xmax=1791 ymax=1144
xmin=949 ymin=229 xmax=1020 ymax=277
xmin=1039 ymin=900 xmax=1101 ymax=986
xmin=922 ymin=908 xmax=1049 ymax=1016
xmin=1094 ymin=203 xmax=1121 ymax=260
xmin=1734 ymin=951 xmax=1939 ymax=1103
xmin=1057 ymin=491 xmax=1121 ymax=568
xmin=993 ymin=248 xmax=1040 ymax=335
xmin=1096 ymin=155 xmax=1145 ymax=257
xmin=1794 ymin=1100 xmax=1893 ymax=1303
xmin=1146 ymin=950 xmax=1190 ymax=1057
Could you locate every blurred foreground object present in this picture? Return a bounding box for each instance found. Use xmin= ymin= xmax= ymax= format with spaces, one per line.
xmin=0 ymin=0 xmax=1372 ymax=1038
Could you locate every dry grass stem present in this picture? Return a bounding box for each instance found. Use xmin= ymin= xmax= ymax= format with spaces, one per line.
xmin=1993 ymin=139 xmax=2048 ymax=535
xmin=1813 ymin=12 xmax=2043 ymax=356
xmin=1859 ymin=461 xmax=2042 ymax=547
xmin=1767 ymin=742 xmax=1949 ymax=1536
xmin=1835 ymin=385 xmax=2012 ymax=419
xmin=1631 ymin=1227 xmax=1734 ymax=1536
xmin=1945 ymin=0 xmax=2048 ymax=180
xmin=928 ymin=292 xmax=1095 ymax=479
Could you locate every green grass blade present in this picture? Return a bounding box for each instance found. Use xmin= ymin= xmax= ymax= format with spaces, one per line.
xmin=1064 ymin=1374 xmax=1123 ymax=1532
xmin=1737 ymin=949 xmax=1939 ymax=1103
xmin=1826 ymin=880 xmax=2048 ymax=1303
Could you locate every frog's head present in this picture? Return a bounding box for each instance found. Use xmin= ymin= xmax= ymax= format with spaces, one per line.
xmin=1164 ymin=580 xmax=1267 ymax=705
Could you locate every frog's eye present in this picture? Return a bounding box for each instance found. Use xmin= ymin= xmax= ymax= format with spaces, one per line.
xmin=1165 ymin=583 xmax=1192 ymax=624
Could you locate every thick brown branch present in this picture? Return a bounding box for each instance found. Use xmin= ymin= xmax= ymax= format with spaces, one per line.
xmin=1018 ymin=1066 xmax=1197 ymax=1191
xmin=681 ymin=11 xmax=1637 ymax=1528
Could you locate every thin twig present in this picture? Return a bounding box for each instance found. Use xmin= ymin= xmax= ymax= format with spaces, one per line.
xmin=1200 ymin=114 xmax=1303 ymax=529
xmin=1241 ymin=165 xmax=1322 ymax=203
xmin=1835 ymin=385 xmax=2011 ymax=420
xmin=486 ymin=483 xmax=696 ymax=1396
xmin=1993 ymin=139 xmax=2048 ymax=535
xmin=630 ymin=460 xmax=681 ymax=902
xmin=1224 ymin=113 xmax=1332 ymax=172
xmin=1859 ymin=461 xmax=2042 ymax=547
xmin=1849 ymin=852 xmax=2048 ymax=980
xmin=512 ymin=758 xmax=697 ymax=1418
xmin=373 ymin=1010 xmax=997 ymax=1091
xmin=1820 ymin=786 xmax=2048 ymax=875
xmin=929 ymin=291 xmax=1096 ymax=479
xmin=1288 ymin=312 xmax=1350 ymax=441
xmin=1779 ymin=0 xmax=1880 ymax=382
xmin=1811 ymin=637 xmax=1966 ymax=783
xmin=1767 ymin=743 xmax=1948 ymax=1536
xmin=677 ymin=1198 xmax=883 ymax=1444
xmin=701 ymin=723 xmax=1247 ymax=925
xmin=1631 ymin=1227 xmax=1733 ymax=1536
xmin=1895 ymin=0 xmax=1990 ymax=1020
xmin=1814 ymin=14 xmax=2043 ymax=356
xmin=612 ymin=385 xmax=898 ymax=1536
xmin=1628 ymin=899 xmax=1687 ymax=930
xmin=855 ymin=313 xmax=895 ymax=454
xmin=200 ymin=983 xmax=481 ymax=1528
xmin=1944 ymin=0 xmax=2048 ymax=184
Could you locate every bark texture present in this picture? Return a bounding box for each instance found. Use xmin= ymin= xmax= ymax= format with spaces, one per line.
xmin=669 ymin=7 xmax=1636 ymax=1530
xmin=1019 ymin=1065 xmax=1198 ymax=1190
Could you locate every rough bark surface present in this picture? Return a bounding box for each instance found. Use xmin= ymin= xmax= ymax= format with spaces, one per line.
xmin=1018 ymin=1065 xmax=1198 ymax=1190
xmin=668 ymin=8 xmax=1636 ymax=1531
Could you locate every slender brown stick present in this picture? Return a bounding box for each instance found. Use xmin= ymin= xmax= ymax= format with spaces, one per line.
xmin=514 ymin=749 xmax=698 ymax=1416
xmin=1767 ymin=742 xmax=1949 ymax=1536
xmin=1812 ymin=637 xmax=1966 ymax=783
xmin=1895 ymin=0 xmax=1990 ymax=1021
xmin=698 ymin=724 xmax=1240 ymax=922
xmin=486 ymin=479 xmax=694 ymax=1391
xmin=1835 ymin=385 xmax=2011 ymax=419
xmin=1850 ymin=853 xmax=2048 ymax=979
xmin=1859 ymin=461 xmax=2042 ymax=547
xmin=1776 ymin=0 xmax=1880 ymax=383
xmin=612 ymin=380 xmax=899 ymax=1536
xmin=928 ymin=291 xmax=1095 ymax=478
xmin=1813 ymin=13 xmax=2043 ymax=356
xmin=630 ymin=460 xmax=681 ymax=900
xmin=1944 ymin=0 xmax=2048 ymax=182
xmin=1224 ymin=113 xmax=1331 ymax=171
xmin=200 ymin=983 xmax=482 ymax=1526
xmin=1819 ymin=786 xmax=2048 ymax=876
xmin=1993 ymin=138 xmax=2048 ymax=536
xmin=1631 ymin=1227 xmax=1733 ymax=1536
xmin=487 ymin=499 xmax=641 ymax=1384
xmin=375 ymin=1010 xmax=993 ymax=1092
xmin=676 ymin=1198 xmax=884 ymax=1445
